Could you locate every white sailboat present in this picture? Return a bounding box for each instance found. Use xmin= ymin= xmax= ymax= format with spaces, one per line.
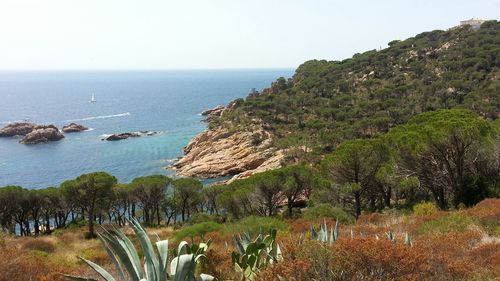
xmin=89 ymin=93 xmax=96 ymax=103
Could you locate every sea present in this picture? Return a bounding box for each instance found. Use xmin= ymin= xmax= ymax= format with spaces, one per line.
xmin=0 ymin=69 xmax=294 ymax=188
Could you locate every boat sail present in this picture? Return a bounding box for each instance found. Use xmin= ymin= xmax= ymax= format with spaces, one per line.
xmin=89 ymin=93 xmax=96 ymax=103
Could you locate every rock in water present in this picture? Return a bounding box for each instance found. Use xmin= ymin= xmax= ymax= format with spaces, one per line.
xmin=62 ymin=123 xmax=88 ymax=133
xmin=104 ymin=132 xmax=140 ymax=141
xmin=103 ymin=131 xmax=159 ymax=141
xmin=0 ymin=123 xmax=36 ymax=137
xmin=20 ymin=125 xmax=65 ymax=144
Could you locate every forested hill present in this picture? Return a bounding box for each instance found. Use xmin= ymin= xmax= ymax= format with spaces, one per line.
xmin=215 ymin=21 xmax=499 ymax=154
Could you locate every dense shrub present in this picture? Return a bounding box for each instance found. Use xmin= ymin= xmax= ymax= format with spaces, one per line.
xmin=413 ymin=201 xmax=438 ymax=216
xmin=303 ymin=204 xmax=354 ymax=223
xmin=226 ymin=216 xmax=288 ymax=235
xmin=174 ymin=222 xmax=224 ymax=241
xmin=187 ymin=212 xmax=222 ymax=224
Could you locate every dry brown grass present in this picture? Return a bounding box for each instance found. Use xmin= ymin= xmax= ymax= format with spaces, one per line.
xmin=0 ymin=199 xmax=499 ymax=281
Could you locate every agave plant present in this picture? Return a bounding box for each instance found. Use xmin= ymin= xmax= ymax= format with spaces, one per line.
xmin=404 ymin=232 xmax=413 ymax=246
xmin=65 ymin=218 xmax=214 ymax=281
xmin=385 ymin=230 xmax=396 ymax=243
xmin=231 ymin=229 xmax=282 ymax=281
xmin=310 ymin=219 xmax=339 ymax=244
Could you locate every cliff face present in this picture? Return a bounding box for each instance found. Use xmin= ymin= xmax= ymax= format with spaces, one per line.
xmin=172 ymin=125 xmax=283 ymax=180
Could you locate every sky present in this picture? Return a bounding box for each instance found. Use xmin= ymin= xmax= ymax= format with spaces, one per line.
xmin=0 ymin=0 xmax=498 ymax=70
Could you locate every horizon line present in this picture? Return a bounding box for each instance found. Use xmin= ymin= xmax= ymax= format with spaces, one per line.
xmin=0 ymin=67 xmax=297 ymax=73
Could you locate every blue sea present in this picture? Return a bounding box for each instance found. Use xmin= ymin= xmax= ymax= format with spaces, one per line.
xmin=0 ymin=70 xmax=293 ymax=188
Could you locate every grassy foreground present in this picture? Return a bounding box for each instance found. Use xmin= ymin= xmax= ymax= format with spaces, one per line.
xmin=0 ymin=199 xmax=498 ymax=281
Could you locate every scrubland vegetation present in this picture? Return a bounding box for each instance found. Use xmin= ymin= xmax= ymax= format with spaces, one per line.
xmin=0 ymin=199 xmax=498 ymax=280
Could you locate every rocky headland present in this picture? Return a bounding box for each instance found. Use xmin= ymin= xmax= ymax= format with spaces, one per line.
xmin=201 ymin=105 xmax=225 ymax=121
xmin=62 ymin=123 xmax=88 ymax=133
xmin=172 ymin=104 xmax=284 ymax=181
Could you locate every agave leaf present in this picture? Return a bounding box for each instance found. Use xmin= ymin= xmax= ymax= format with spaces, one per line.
xmin=100 ymin=228 xmax=143 ymax=281
xmin=109 ymin=225 xmax=143 ymax=279
xmin=310 ymin=225 xmax=318 ymax=239
xmin=177 ymin=241 xmax=190 ymax=256
xmin=334 ymin=219 xmax=339 ymax=241
xmin=97 ymin=232 xmax=127 ymax=281
xmin=171 ymin=254 xmax=195 ymax=281
xmin=78 ymin=257 xmax=116 ymax=281
xmin=156 ymin=240 xmax=169 ymax=272
xmin=197 ymin=273 xmax=215 ymax=281
xmin=128 ymin=218 xmax=160 ymax=281
xmin=404 ymin=232 xmax=413 ymax=246
xmin=275 ymin=243 xmax=283 ymax=262
xmin=234 ymin=235 xmax=246 ymax=255
xmin=63 ymin=274 xmax=98 ymax=281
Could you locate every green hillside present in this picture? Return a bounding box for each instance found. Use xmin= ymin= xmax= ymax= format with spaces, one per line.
xmin=214 ymin=21 xmax=499 ymax=154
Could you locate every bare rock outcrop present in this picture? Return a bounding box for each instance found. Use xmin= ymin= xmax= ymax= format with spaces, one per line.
xmin=0 ymin=123 xmax=36 ymax=137
xmin=62 ymin=123 xmax=88 ymax=133
xmin=201 ymin=106 xmax=226 ymax=121
xmin=20 ymin=125 xmax=64 ymax=144
xmin=172 ymin=127 xmax=284 ymax=179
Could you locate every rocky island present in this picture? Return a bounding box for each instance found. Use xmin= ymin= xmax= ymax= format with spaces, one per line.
xmin=0 ymin=122 xmax=36 ymax=137
xmin=103 ymin=131 xmax=160 ymax=141
xmin=20 ymin=125 xmax=65 ymax=144
xmin=62 ymin=123 xmax=88 ymax=133
xmin=0 ymin=123 xmax=65 ymax=144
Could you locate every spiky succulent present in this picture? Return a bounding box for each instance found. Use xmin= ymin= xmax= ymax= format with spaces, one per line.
xmin=310 ymin=219 xmax=339 ymax=244
xmin=65 ymin=218 xmax=214 ymax=281
xmin=231 ymin=229 xmax=282 ymax=281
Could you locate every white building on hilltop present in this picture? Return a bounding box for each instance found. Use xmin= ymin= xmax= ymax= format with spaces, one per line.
xmin=459 ymin=18 xmax=487 ymax=29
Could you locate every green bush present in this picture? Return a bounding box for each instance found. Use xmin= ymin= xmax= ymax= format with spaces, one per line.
xmin=413 ymin=202 xmax=438 ymax=216
xmin=303 ymin=204 xmax=355 ymax=224
xmin=174 ymin=222 xmax=223 ymax=241
xmin=226 ymin=216 xmax=288 ymax=235
xmin=417 ymin=214 xmax=475 ymax=235
xmin=187 ymin=212 xmax=221 ymax=224
xmin=65 ymin=218 xmax=87 ymax=229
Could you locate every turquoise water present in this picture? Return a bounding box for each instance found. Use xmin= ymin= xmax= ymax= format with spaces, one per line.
xmin=0 ymin=70 xmax=293 ymax=188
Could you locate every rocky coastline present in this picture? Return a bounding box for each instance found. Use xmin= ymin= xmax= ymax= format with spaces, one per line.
xmin=172 ymin=105 xmax=284 ymax=181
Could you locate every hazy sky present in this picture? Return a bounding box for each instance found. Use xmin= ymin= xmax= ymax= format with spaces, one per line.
xmin=0 ymin=0 xmax=498 ymax=70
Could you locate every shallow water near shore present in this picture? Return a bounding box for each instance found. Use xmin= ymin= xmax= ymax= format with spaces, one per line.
xmin=0 ymin=69 xmax=293 ymax=188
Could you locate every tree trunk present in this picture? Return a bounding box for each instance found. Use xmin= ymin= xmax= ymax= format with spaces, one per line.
xmin=287 ymin=196 xmax=294 ymax=217
xmin=354 ymin=192 xmax=362 ymax=218
xmin=156 ymin=204 xmax=161 ymax=226
xmin=34 ymin=220 xmax=39 ymax=236
xmin=88 ymin=206 xmax=95 ymax=238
